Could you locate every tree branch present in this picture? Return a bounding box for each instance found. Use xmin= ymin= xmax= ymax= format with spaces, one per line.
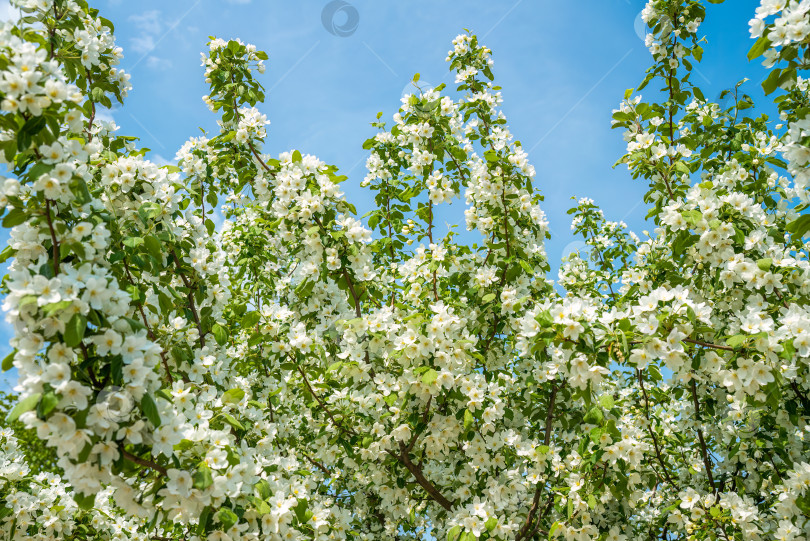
xmin=122 ymin=257 xmax=177 ymax=385
xmin=295 ymin=362 xmax=356 ymax=437
xmin=45 ymin=199 xmax=60 ymax=275
xmin=638 ymin=369 xmax=679 ymax=489
xmin=120 ymin=448 xmax=167 ymax=476
xmin=172 ymin=252 xmax=205 ymax=349
xmin=690 ymin=378 xmax=715 ymax=492
xmin=395 ymin=442 xmax=454 ymax=511
xmin=516 ymin=383 xmax=558 ymax=541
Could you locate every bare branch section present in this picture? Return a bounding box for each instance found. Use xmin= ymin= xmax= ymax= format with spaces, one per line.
xmin=690 ymin=378 xmax=716 ymax=492
xmin=516 ymin=383 xmax=558 ymax=541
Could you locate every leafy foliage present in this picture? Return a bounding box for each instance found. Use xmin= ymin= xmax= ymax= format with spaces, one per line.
xmin=0 ymin=0 xmax=809 ymax=540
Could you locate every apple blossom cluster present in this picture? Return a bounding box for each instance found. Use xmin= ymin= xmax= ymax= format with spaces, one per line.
xmin=640 ymin=0 xmax=704 ymax=66
xmin=0 ymin=4 xmax=337 ymax=540
xmin=775 ymin=78 xmax=810 ymax=208
xmin=750 ymin=0 xmax=810 ymax=65
xmin=553 ymin=1 xmax=810 ymax=539
xmin=13 ymin=0 xmax=131 ymax=97
xmin=0 ymin=427 xmax=149 ymax=540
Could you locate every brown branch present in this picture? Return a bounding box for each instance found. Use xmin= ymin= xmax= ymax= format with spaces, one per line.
xmin=385 ymin=180 xmax=396 ymax=306
xmin=690 ymin=378 xmax=716 ymax=492
xmin=685 ymin=338 xmax=735 ymax=351
xmin=428 ymin=200 xmax=438 ymax=302
xmin=662 ymin=29 xmax=678 ymax=202
xmin=48 ymin=5 xmax=57 ymax=60
xmin=44 ymin=199 xmax=60 ymax=275
xmin=395 ymin=442 xmax=454 ymax=511
xmin=122 ymin=258 xmax=176 ymax=385
xmin=295 ymin=363 xmax=356 ymax=437
xmin=120 ymin=448 xmax=167 ymax=476
xmin=516 ymin=384 xmax=559 ymax=541
xmin=300 ymin=450 xmax=330 ymax=476
xmin=544 ymin=384 xmax=558 ymax=447
xmin=638 ymin=369 xmax=679 ymax=488
xmin=248 ymin=140 xmax=273 ymax=176
xmin=447 ymin=152 xmax=469 ymax=185
xmin=525 ymin=496 xmax=554 ymax=539
xmin=342 ymin=268 xmax=363 ymax=319
xmin=773 ymin=287 xmax=790 ymax=310
xmin=790 ymin=380 xmax=810 ymax=413
xmin=172 ymin=252 xmax=205 ymax=349
xmin=405 ymin=396 xmax=432 ymax=454
xmin=501 ymin=186 xmax=511 ymax=260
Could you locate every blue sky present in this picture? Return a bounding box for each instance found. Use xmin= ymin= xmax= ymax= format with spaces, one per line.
xmin=0 ymin=0 xmax=768 ymax=391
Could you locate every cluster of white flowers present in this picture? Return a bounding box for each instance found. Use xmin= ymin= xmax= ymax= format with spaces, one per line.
xmin=0 ymin=428 xmax=147 ymax=540
xmin=641 ymin=0 xmax=703 ymax=64
xmin=750 ymin=0 xmax=810 ymax=60
xmin=15 ymin=0 xmax=130 ymax=93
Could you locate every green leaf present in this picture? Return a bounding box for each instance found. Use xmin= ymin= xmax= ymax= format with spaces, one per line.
xmin=796 ymin=493 xmax=810 ymax=516
xmin=222 ymin=388 xmax=245 ymax=405
xmin=2 ymin=208 xmax=27 ymax=227
xmin=241 ymin=311 xmax=261 ymax=329
xmin=293 ymin=499 xmax=310 ymax=523
xmin=212 ymin=323 xmax=228 ymax=345
xmin=1 ymin=349 xmax=15 ymax=372
xmin=17 ymin=295 xmax=37 ymax=309
xmin=141 ymin=394 xmax=161 ymax=427
xmin=252 ymin=497 xmax=272 ymax=515
xmin=787 ymin=214 xmax=810 ymax=240
xmin=292 ymin=150 xmax=302 ymax=163
xmin=123 ymin=236 xmax=144 ymax=248
xmin=6 ymin=393 xmax=41 ymax=422
xmin=255 ymin=479 xmax=271 ymax=499
xmin=144 ymin=235 xmax=162 ymax=259
xmin=583 ymin=407 xmax=604 ymax=425
xmin=672 ymin=231 xmax=698 ymax=257
xmin=217 ymin=508 xmax=238 ymax=530
xmin=598 ymin=395 xmax=615 ymax=410
xmin=137 ymin=202 xmax=162 ymax=224
xmin=482 ymin=293 xmax=496 ymax=303
xmin=726 ymin=334 xmax=747 ymax=349
xmin=17 ymin=116 xmax=46 ymax=150
xmin=682 ymin=210 xmax=702 ymax=226
xmin=197 ymin=506 xmax=212 ymax=535
xmin=74 ymin=492 xmax=96 ymax=511
xmin=0 ymin=245 xmax=14 ymax=263
xmin=64 ymin=313 xmax=87 ymax=347
xmin=747 ymin=35 xmax=771 ymax=61
xmin=421 ymin=368 xmax=438 ymax=385
xmin=463 ymin=409 xmax=474 ymax=431
xmin=193 ymin=463 xmax=213 ymax=490
xmin=42 ymin=299 xmax=72 ymax=316
xmin=762 ymin=67 xmax=796 ymax=95
xmin=756 ymin=258 xmax=772 ymax=271
xmin=485 ymin=517 xmax=498 ymax=532
xmin=221 ymin=413 xmax=244 ymax=431
xmin=37 ymin=391 xmax=59 ymax=418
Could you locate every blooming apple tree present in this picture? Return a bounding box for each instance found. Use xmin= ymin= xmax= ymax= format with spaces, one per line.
xmin=1 ymin=0 xmax=810 ymax=539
